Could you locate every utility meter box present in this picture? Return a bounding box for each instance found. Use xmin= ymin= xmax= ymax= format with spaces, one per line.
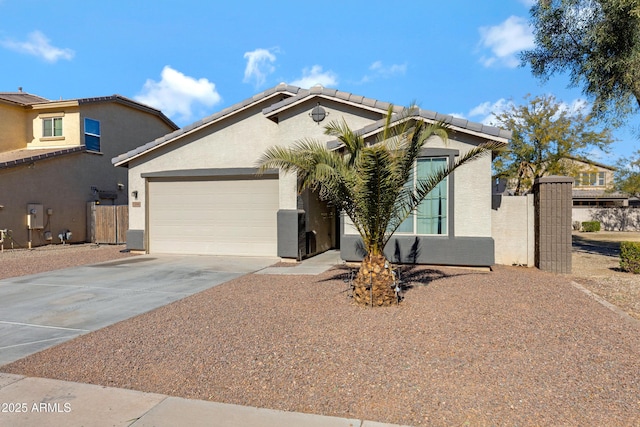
xmin=27 ymin=204 xmax=44 ymax=229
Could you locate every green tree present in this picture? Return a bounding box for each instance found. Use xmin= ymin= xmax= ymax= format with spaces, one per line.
xmin=612 ymin=149 xmax=640 ymax=197
xmin=257 ymin=106 xmax=500 ymax=306
xmin=521 ymin=0 xmax=640 ymax=124
xmin=493 ymin=94 xmax=612 ymax=195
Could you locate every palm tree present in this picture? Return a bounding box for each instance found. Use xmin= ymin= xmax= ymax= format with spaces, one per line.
xmin=257 ymin=106 xmax=501 ymax=306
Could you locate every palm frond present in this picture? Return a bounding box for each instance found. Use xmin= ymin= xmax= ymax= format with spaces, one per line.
xmin=384 ymin=141 xmax=503 ymax=246
xmin=256 ymin=101 xmax=504 ymax=259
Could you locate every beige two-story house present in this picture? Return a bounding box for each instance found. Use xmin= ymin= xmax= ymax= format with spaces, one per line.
xmin=566 ymin=156 xmax=627 ymax=207
xmin=0 ymin=91 xmax=177 ymax=248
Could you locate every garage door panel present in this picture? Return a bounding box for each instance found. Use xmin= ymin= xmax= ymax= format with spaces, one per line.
xmin=148 ymin=178 xmax=279 ymax=256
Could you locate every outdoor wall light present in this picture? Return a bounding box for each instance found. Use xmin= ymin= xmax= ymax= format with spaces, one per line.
xmin=131 ymin=191 xmax=138 ymax=199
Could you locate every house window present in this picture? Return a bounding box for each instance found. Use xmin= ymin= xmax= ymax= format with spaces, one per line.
xmin=43 ymin=117 xmax=63 ymax=137
xmin=84 ymin=118 xmax=101 ymax=152
xmin=396 ymin=157 xmax=448 ymax=235
xmin=598 ymin=172 xmax=605 ymax=186
xmin=575 ymin=172 xmax=605 ymax=187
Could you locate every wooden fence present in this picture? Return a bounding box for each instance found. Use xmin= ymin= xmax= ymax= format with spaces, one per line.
xmin=87 ymin=203 xmax=128 ymax=244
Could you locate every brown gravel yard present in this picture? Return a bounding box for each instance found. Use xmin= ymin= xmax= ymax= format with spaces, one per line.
xmin=1 ymin=241 xmax=640 ymax=426
xmin=0 ymin=243 xmax=135 ymax=280
xmin=572 ymin=231 xmax=640 ymax=321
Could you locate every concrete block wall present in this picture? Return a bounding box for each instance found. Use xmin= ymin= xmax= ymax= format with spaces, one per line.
xmin=534 ymin=176 xmax=573 ymax=274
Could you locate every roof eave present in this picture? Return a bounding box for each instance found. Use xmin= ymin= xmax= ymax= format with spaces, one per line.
xmin=338 ymin=111 xmax=511 ymax=147
xmin=263 ymin=93 xmax=402 ymax=120
xmin=0 ymin=147 xmax=86 ymax=170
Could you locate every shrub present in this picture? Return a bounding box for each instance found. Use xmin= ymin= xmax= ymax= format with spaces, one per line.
xmin=620 ymin=241 xmax=640 ymax=274
xmin=581 ymin=221 xmax=601 ymax=232
xmin=572 ymin=221 xmax=582 ymax=231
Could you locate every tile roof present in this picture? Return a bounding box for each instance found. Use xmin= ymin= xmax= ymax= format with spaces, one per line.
xmin=263 ymin=85 xmax=511 ymax=142
xmin=359 ymin=109 xmax=511 ymax=140
xmin=112 ymin=83 xmax=512 ymax=167
xmin=573 ymin=189 xmax=628 ymax=199
xmin=0 ymin=147 xmax=86 ymax=170
xmin=75 ymin=94 xmax=178 ymax=130
xmin=261 ymin=84 xmax=405 ymax=117
xmin=0 ymin=92 xmax=50 ymax=106
xmin=564 ymin=155 xmax=616 ymax=171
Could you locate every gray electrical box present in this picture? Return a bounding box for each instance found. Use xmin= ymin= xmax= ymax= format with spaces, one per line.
xmin=27 ymin=204 xmax=44 ymax=229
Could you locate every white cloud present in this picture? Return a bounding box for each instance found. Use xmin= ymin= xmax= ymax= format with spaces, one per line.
xmin=557 ymin=98 xmax=590 ymax=117
xmin=290 ymin=65 xmax=338 ymax=88
xmin=468 ymin=98 xmax=514 ymax=125
xmin=467 ymin=96 xmax=591 ymax=126
xmin=135 ymin=66 xmax=221 ymax=124
xmin=518 ymin=0 xmax=536 ymax=7
xmin=478 ymin=16 xmax=535 ymax=68
xmin=360 ymin=60 xmax=407 ymax=83
xmin=243 ymin=48 xmax=277 ymax=88
xmin=1 ymin=30 xmax=74 ymax=63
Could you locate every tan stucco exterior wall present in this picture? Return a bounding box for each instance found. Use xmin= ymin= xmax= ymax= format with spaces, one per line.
xmin=453 ymin=154 xmax=492 ymax=237
xmin=0 ymin=101 xmax=175 ymax=247
xmin=0 ymin=153 xmax=93 ymax=247
xmin=272 ymin=99 xmax=385 ymax=211
xmin=27 ymin=108 xmax=82 ymax=148
xmin=0 ymin=103 xmax=28 ymax=152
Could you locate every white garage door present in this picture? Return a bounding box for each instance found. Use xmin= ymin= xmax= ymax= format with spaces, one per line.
xmin=148 ymin=177 xmax=279 ymax=256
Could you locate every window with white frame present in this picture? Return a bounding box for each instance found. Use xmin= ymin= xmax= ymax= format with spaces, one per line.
xmin=575 ymin=171 xmax=605 ymax=187
xmin=396 ymin=157 xmax=448 ymax=235
xmin=84 ymin=118 xmax=101 ymax=152
xmin=42 ymin=117 xmax=63 ymax=137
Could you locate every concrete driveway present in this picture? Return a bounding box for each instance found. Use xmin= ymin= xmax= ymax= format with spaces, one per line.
xmin=0 ymin=255 xmax=278 ymax=366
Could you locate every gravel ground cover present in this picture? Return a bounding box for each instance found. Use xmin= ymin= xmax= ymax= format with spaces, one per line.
xmin=1 ymin=242 xmax=639 ymax=426
xmin=0 ymin=243 xmax=135 ymax=280
xmin=572 ymin=232 xmax=640 ymax=320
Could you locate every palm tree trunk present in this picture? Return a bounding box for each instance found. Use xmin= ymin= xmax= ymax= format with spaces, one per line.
xmin=352 ymin=254 xmax=398 ymax=306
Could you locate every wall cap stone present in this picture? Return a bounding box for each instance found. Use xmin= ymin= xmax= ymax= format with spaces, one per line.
xmin=534 ymin=175 xmax=574 ymax=184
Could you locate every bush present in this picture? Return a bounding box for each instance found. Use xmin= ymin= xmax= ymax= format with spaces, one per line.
xmin=572 ymin=221 xmax=582 ymax=231
xmin=620 ymin=241 xmax=640 ymax=274
xmin=581 ymin=221 xmax=601 ymax=232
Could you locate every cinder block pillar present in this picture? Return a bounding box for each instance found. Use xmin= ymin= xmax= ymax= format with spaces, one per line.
xmin=534 ymin=176 xmax=573 ymax=273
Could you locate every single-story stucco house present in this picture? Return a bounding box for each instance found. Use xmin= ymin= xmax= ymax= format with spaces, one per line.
xmin=112 ymin=84 xmax=511 ymax=266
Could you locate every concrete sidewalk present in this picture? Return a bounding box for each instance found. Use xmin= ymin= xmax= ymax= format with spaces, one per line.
xmin=257 ymin=250 xmax=343 ymax=275
xmin=0 ymin=374 xmax=409 ymax=427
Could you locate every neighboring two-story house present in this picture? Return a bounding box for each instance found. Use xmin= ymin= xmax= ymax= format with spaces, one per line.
xmin=497 ymin=156 xmax=628 ymax=206
xmin=0 ymin=90 xmax=177 ymax=248
xmin=567 ymin=156 xmax=628 ymax=207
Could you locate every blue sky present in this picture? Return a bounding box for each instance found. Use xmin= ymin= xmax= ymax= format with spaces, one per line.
xmin=1 ymin=0 xmax=637 ymax=162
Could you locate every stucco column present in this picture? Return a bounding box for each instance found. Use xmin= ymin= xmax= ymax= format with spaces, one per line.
xmin=277 ymin=171 xmax=304 ymax=259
